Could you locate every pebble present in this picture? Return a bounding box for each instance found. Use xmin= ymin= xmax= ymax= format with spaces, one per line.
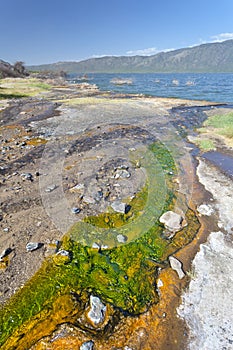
xmin=71 ymin=207 xmax=81 ymax=214
xmin=26 ymin=242 xmax=41 ymax=252
xmin=21 ymin=173 xmax=33 ymax=181
xmin=169 ymin=256 xmax=185 ymax=279
xmin=92 ymin=242 xmax=100 ymax=249
xmin=45 ymin=184 xmax=57 ymax=192
xmin=111 ymin=201 xmax=127 ymax=214
xmin=87 ymin=295 xmax=106 ymax=325
xmin=117 ymin=234 xmax=128 ymax=243
xmin=0 ymin=248 xmax=12 ymax=261
xmin=80 ymin=340 xmax=94 ymax=350
xmin=56 ymin=249 xmax=70 ymax=257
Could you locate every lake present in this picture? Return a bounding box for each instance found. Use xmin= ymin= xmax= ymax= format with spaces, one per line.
xmin=70 ymin=73 xmax=233 ymax=103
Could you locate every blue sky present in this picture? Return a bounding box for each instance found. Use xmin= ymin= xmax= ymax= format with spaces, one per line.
xmin=1 ymin=0 xmax=233 ymax=65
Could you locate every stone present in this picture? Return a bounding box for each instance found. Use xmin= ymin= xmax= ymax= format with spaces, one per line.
xmin=92 ymin=242 xmax=100 ymax=249
xmin=21 ymin=172 xmax=33 ymax=181
xmin=45 ymin=184 xmax=57 ymax=192
xmin=197 ymin=204 xmax=214 ymax=216
xmin=117 ymin=234 xmax=128 ymax=243
xmin=26 ymin=242 xmax=41 ymax=252
xmin=56 ymin=249 xmax=70 ymax=257
xmin=0 ymin=248 xmax=12 ymax=261
xmin=169 ymin=256 xmax=185 ymax=279
xmin=87 ymin=295 xmax=106 ymax=325
xmin=71 ymin=207 xmax=81 ymax=214
xmin=159 ymin=211 xmax=184 ymax=232
xmin=111 ymin=201 xmax=127 ymax=214
xmin=70 ymin=183 xmax=84 ymax=192
xmin=114 ymin=169 xmax=131 ymax=179
xmin=80 ymin=340 xmax=94 ymax=350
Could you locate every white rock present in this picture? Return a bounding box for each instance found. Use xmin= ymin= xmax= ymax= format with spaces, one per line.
xmin=87 ymin=295 xmax=106 ymax=325
xmin=111 ymin=201 xmax=127 ymax=214
xmin=159 ymin=211 xmax=183 ymax=232
xmin=169 ymin=256 xmax=185 ymax=279
xmin=197 ymin=204 xmax=214 ymax=216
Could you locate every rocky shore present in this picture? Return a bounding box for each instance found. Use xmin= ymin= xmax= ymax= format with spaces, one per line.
xmin=0 ymin=78 xmax=232 ymax=349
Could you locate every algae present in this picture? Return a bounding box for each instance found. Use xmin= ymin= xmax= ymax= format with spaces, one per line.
xmin=0 ymin=141 xmax=199 ymax=348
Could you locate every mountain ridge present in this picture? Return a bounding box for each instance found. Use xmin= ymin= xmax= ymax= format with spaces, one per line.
xmin=28 ymin=40 xmax=233 ymax=73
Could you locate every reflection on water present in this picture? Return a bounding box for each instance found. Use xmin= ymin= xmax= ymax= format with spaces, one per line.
xmin=202 ymin=151 xmax=233 ymax=178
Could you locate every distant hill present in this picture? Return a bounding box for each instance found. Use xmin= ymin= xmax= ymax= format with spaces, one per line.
xmin=28 ymin=40 xmax=233 ymax=73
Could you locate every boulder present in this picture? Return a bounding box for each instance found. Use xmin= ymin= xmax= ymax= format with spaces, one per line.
xmin=159 ymin=211 xmax=184 ymax=233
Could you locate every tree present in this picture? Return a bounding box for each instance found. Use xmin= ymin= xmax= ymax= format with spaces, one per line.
xmin=13 ymin=61 xmax=28 ymax=76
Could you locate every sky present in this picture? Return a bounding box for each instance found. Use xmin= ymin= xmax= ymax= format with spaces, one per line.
xmin=1 ymin=0 xmax=233 ymax=65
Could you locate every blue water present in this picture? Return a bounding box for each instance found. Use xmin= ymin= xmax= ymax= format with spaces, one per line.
xmin=70 ymin=73 xmax=233 ymax=103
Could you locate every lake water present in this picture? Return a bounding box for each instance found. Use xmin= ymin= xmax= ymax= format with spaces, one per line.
xmin=70 ymin=73 xmax=233 ymax=103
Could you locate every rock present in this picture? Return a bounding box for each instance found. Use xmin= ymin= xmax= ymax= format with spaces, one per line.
xmin=80 ymin=340 xmax=94 ymax=350
xmin=0 ymin=248 xmax=12 ymax=261
xmin=56 ymin=249 xmax=70 ymax=257
xmin=117 ymin=234 xmax=128 ymax=243
xmin=159 ymin=211 xmax=184 ymax=233
xmin=114 ymin=169 xmax=131 ymax=179
xmin=21 ymin=172 xmax=33 ymax=181
xmin=54 ymin=249 xmax=71 ymax=264
xmin=111 ymin=201 xmax=127 ymax=214
xmin=70 ymin=183 xmax=84 ymax=192
xmin=87 ymin=295 xmax=106 ymax=325
xmin=45 ymin=184 xmax=57 ymax=192
xmin=26 ymin=242 xmax=42 ymax=252
xmin=92 ymin=242 xmax=100 ymax=249
xmin=169 ymin=256 xmax=185 ymax=279
xmin=71 ymin=207 xmax=81 ymax=214
xmin=197 ymin=204 xmax=214 ymax=216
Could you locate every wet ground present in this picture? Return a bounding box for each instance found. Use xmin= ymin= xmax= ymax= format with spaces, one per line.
xmin=0 ymin=81 xmax=232 ymax=349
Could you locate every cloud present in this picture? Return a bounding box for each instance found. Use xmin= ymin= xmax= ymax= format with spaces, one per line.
xmin=126 ymin=47 xmax=159 ymax=56
xmin=210 ymin=32 xmax=233 ymax=42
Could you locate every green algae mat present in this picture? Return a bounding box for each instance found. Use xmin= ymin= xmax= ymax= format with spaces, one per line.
xmin=0 ymin=141 xmax=199 ymax=348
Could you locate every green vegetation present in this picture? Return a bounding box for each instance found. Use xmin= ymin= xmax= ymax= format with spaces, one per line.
xmin=0 ymin=78 xmax=52 ymax=100
xmin=203 ymin=111 xmax=233 ymax=139
xmin=194 ymin=138 xmax=216 ymax=151
xmin=0 ymin=141 xmax=199 ymax=347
